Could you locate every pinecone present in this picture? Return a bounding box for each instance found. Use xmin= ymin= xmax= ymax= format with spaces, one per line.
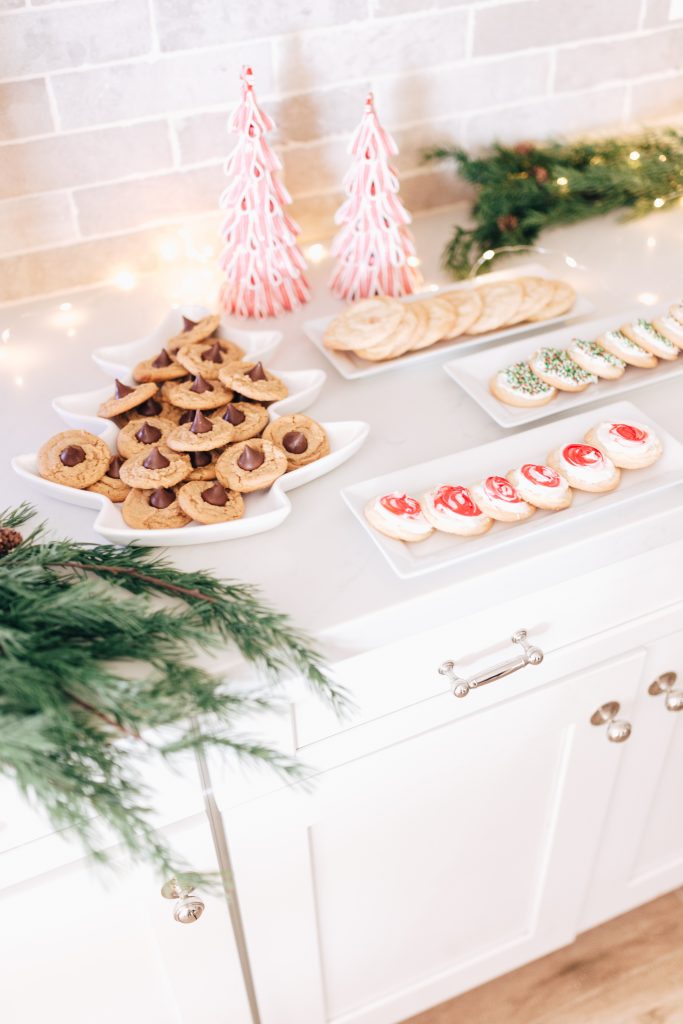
xmin=0 ymin=527 xmax=22 ymax=556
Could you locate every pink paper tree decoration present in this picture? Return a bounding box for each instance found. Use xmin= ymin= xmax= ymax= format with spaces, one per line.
xmin=329 ymin=92 xmax=421 ymax=302
xmin=219 ymin=66 xmax=310 ymax=319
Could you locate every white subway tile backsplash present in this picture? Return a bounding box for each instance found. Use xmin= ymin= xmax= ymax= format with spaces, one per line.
xmin=0 ymin=79 xmax=54 ymax=140
xmin=630 ymin=71 xmax=683 ymax=117
xmin=555 ymin=26 xmax=683 ymax=92
xmin=0 ymin=193 xmax=76 ymax=255
xmin=473 ymin=0 xmax=642 ymax=55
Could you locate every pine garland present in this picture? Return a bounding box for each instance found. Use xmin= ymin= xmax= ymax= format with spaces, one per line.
xmin=0 ymin=505 xmax=348 ymax=881
xmin=425 ymin=128 xmax=683 ymax=277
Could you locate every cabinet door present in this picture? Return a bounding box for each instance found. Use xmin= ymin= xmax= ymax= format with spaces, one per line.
xmin=226 ymin=650 xmax=645 ymax=1024
xmin=580 ymin=629 xmax=683 ymax=931
xmin=0 ymin=812 xmax=252 ymax=1024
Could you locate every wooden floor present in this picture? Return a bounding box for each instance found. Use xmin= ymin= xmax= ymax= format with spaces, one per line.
xmin=405 ymin=889 xmax=683 ymax=1024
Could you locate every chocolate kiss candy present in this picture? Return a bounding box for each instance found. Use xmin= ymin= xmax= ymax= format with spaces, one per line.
xmin=136 ymin=396 xmax=163 ymax=416
xmin=107 ymin=455 xmax=125 ymax=479
xmin=190 ymin=374 xmax=214 ymax=394
xmin=179 ymin=409 xmax=194 ymax=425
xmin=190 ymin=450 xmax=212 ymax=468
xmin=282 ymin=430 xmax=308 ymax=455
xmin=114 ymin=379 xmax=135 ymax=399
xmin=222 ymin=403 xmax=246 ymax=426
xmin=201 ymin=482 xmax=229 ymax=506
xmin=152 ymin=348 xmax=172 ymax=368
xmin=142 ymin=447 xmax=170 ymax=470
xmin=190 ymin=410 xmax=213 ymax=434
xmin=135 ymin=421 xmax=162 ymax=444
xmin=149 ymin=487 xmax=175 ymax=509
xmin=246 ymin=361 xmax=267 ymax=382
xmin=237 ymin=445 xmax=265 ymax=471
xmin=182 ymin=316 xmax=197 ymax=332
xmin=201 ymin=342 xmax=223 ymax=363
xmin=59 ymin=445 xmax=86 ymax=467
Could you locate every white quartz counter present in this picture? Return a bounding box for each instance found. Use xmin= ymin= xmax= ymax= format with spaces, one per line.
xmin=3 ymin=204 xmax=683 ymax=658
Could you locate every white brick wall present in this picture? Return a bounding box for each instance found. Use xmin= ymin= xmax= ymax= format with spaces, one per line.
xmin=1 ymin=0 xmax=682 ymax=303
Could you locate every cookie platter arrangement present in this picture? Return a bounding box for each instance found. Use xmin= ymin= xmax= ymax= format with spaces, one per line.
xmin=446 ymin=300 xmax=683 ymax=428
xmin=304 ymin=263 xmax=594 ymax=380
xmin=13 ymin=308 xmax=369 ymax=546
xmin=342 ymin=402 xmax=683 ymax=578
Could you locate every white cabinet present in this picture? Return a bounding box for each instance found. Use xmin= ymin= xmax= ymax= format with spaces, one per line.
xmin=226 ymin=647 xmax=647 ymax=1024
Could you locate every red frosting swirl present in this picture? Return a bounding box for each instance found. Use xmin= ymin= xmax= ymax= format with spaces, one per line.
xmin=380 ymin=492 xmax=421 ymax=518
xmin=433 ymin=485 xmax=481 ymax=517
xmin=484 ymin=475 xmax=522 ymax=503
xmin=609 ymin=422 xmax=647 ymax=444
xmin=562 ymin=443 xmax=604 ymax=468
xmin=521 ymin=463 xmax=561 ymax=488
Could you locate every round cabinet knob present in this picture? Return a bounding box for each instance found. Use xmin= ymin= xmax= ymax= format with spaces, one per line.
xmin=665 ymin=690 xmax=683 ymax=712
xmin=173 ymin=895 xmax=205 ymax=924
xmin=590 ymin=701 xmax=632 ymax=743
xmin=606 ymin=719 xmax=632 ymax=743
xmin=648 ymin=671 xmax=683 ymax=712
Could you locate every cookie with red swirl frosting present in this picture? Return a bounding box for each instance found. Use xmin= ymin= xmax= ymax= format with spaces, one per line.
xmin=547 ymin=442 xmax=620 ymax=492
xmin=469 ymin=475 xmax=535 ymax=522
xmin=420 ymin=484 xmax=493 ymax=536
xmin=364 ymin=492 xmax=434 ymax=542
xmin=506 ymin=463 xmax=572 ymax=511
xmin=584 ymin=421 xmax=662 ymax=470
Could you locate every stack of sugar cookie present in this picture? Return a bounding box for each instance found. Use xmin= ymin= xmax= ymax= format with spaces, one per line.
xmin=324 ymin=275 xmax=575 ymax=362
xmin=364 ymin=419 xmax=662 ymax=543
xmin=491 ymin=305 xmax=683 ymax=408
xmin=36 ymin=314 xmax=330 ymax=531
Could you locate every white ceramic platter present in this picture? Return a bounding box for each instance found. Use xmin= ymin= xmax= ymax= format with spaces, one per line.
xmin=303 ymin=262 xmax=594 ymax=380
xmin=341 ymin=401 xmax=683 ymax=579
xmin=444 ymin=303 xmax=683 ymax=429
xmin=92 ymin=303 xmax=283 ymax=378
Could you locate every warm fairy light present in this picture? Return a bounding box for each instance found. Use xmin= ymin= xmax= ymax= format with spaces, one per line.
xmin=305 ymin=243 xmax=327 ymax=263
xmin=406 ymin=255 xmax=421 ymax=267
xmin=659 ymin=154 xmax=667 ymax=162
xmin=425 ymin=283 xmax=439 ymax=292
xmin=653 ymin=197 xmax=665 ymax=208
xmin=159 ymin=239 xmax=179 ymax=262
xmin=637 ymin=291 xmax=659 ymax=305
xmin=482 ymin=249 xmax=495 ymax=261
xmin=556 ymin=176 xmax=568 ymax=186
xmin=1 ymin=329 xmax=9 ymax=343
xmin=564 ymin=255 xmax=578 ymax=268
xmin=629 ymin=150 xmax=640 ymax=161
xmin=114 ymin=269 xmax=137 ymax=290
xmin=59 ymin=301 xmax=72 ymax=311
xmin=646 ymin=236 xmax=657 ymax=248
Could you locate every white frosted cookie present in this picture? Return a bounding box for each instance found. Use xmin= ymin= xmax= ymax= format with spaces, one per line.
xmin=620 ymin=319 xmax=678 ymax=361
xmin=529 ymin=347 xmax=596 ymax=392
xmin=529 ymin=279 xmax=576 ymax=321
xmin=547 ymin=442 xmax=620 ymax=492
xmin=669 ymin=301 xmax=683 ymax=326
xmin=585 ymin=421 xmax=663 ymax=469
xmin=364 ymin=492 xmax=434 ymax=543
xmin=469 ymin=475 xmax=535 ymax=522
xmin=420 ymin=484 xmax=493 ymax=536
xmin=567 ymin=339 xmax=626 ymax=380
xmin=599 ymin=328 xmax=657 ymax=368
xmin=653 ymin=314 xmax=683 ymax=350
xmin=490 ymin=362 xmax=556 ymax=407
xmin=466 ymin=280 xmax=524 ymax=335
xmin=507 ymin=463 xmax=572 ymax=511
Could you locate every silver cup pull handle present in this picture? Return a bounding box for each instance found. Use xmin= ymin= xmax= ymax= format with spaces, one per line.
xmin=648 ymin=672 xmax=683 ymax=712
xmin=161 ymin=877 xmax=205 ymax=925
xmin=590 ymin=701 xmax=632 ymax=743
xmin=438 ymin=629 xmax=544 ymax=699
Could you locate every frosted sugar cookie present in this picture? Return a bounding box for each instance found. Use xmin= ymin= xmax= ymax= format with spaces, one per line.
xmin=507 ymin=463 xmax=572 ymax=511
xmin=466 ymin=280 xmax=523 ymax=335
xmin=585 ymin=421 xmax=662 ymax=470
xmin=547 ymin=442 xmax=620 ymax=493
xmin=364 ymin=492 xmax=434 ymax=542
xmin=528 ymin=280 xmax=576 ymax=321
xmin=567 ymin=339 xmax=626 ymax=380
xmin=599 ymin=328 xmax=657 ymax=368
xmin=490 ymin=362 xmax=556 ymax=407
xmin=469 ymin=475 xmax=535 ymax=523
xmin=669 ymin=301 xmax=683 ymax=326
xmin=652 ymin=314 xmax=683 ymax=350
xmin=620 ymin=319 xmax=678 ymax=361
xmin=420 ymin=484 xmax=492 ymax=537
xmin=529 ymin=347 xmax=596 ymax=392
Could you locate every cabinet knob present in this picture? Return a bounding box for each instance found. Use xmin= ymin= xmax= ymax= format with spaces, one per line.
xmin=161 ymin=878 xmax=205 ymax=924
xmin=438 ymin=629 xmax=543 ymax=699
xmin=648 ymin=672 xmax=683 ymax=712
xmin=590 ymin=701 xmax=632 ymax=743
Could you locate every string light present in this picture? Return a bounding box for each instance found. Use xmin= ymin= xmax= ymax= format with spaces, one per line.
xmin=637 ymin=291 xmax=659 ymax=305
xmin=659 ymin=154 xmax=668 ymax=162
xmin=646 ymin=236 xmax=657 ymax=248
xmin=113 ymin=269 xmax=137 ymax=290
xmin=406 ymin=255 xmax=421 ymax=267
xmin=481 ymin=249 xmax=495 ymax=261
xmin=59 ymin=302 xmax=72 ymax=312
xmin=653 ymin=197 xmax=665 ymax=208
xmin=556 ymin=176 xmax=568 ymax=186
xmin=305 ymin=243 xmax=327 ymax=263
xmin=629 ymin=150 xmax=640 ymax=161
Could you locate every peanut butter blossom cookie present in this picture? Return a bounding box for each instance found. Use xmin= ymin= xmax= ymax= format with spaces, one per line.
xmin=177 ymin=480 xmax=245 ymax=525
xmin=116 ymin=416 xmax=176 ymax=458
xmin=98 ymin=379 xmax=158 ymax=419
xmin=38 ymin=430 xmax=111 ymax=489
xmin=121 ymin=486 xmax=191 ymax=530
xmin=262 ymin=414 xmax=330 ymax=470
xmin=216 ymin=439 xmax=287 ymax=493
xmin=133 ymin=348 xmax=188 ymax=384
xmin=218 ymin=360 xmax=288 ymax=402
xmin=163 ymin=373 xmax=233 ymax=410
xmin=175 ymin=338 xmax=245 ymax=379
xmin=87 ymin=455 xmax=131 ymax=502
xmin=187 ymin=448 xmax=220 ymax=480
xmin=118 ymin=445 xmax=191 ymax=489
xmin=211 ymin=401 xmax=270 ymax=442
xmin=166 ymin=314 xmax=221 ymax=353
xmin=166 ymin=410 xmax=235 ymax=452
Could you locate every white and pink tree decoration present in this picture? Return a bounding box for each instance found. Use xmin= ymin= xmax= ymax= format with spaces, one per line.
xmin=329 ymin=92 xmax=421 ymax=302
xmin=219 ymin=66 xmax=310 ymax=319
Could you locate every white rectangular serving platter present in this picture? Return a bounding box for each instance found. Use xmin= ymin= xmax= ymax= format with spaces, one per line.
xmin=92 ymin=304 xmax=283 ymax=378
xmin=341 ymin=401 xmax=683 ymax=579
xmin=444 ymin=303 xmax=683 ymax=429
xmin=303 ymin=262 xmax=594 ymax=380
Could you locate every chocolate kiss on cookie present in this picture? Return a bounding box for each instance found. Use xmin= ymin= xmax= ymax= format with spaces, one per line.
xmin=136 ymin=396 xmax=164 ymax=416
xmin=190 ymin=410 xmax=214 ymax=434
xmin=247 ymin=361 xmax=267 ymax=382
xmin=201 ymin=342 xmax=223 ymax=364
xmin=107 ymin=455 xmax=125 ymax=479
xmin=190 ymin=374 xmax=214 ymax=394
xmin=149 ymin=487 xmax=176 ymax=508
xmin=190 ymin=450 xmax=212 ymax=468
xmin=143 ymin=447 xmax=171 ymax=470
xmin=182 ymin=316 xmax=197 ymax=332
xmin=179 ymin=409 xmax=194 ymax=425
xmin=135 ymin=421 xmax=162 ymax=444
xmin=152 ymin=348 xmax=173 ymax=368
xmin=283 ymin=430 xmax=308 ymax=454
xmin=237 ymin=445 xmax=265 ymax=471
xmin=60 ymin=444 xmax=86 ymax=467
xmin=114 ymin=379 xmax=135 ymax=399
xmin=201 ymin=482 xmax=229 ymax=506
xmin=222 ymin=403 xmax=246 ymax=425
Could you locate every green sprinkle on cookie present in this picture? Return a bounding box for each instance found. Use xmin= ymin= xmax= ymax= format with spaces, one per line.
xmin=573 ymin=339 xmax=625 ymax=367
xmin=502 ymin=361 xmax=552 ymax=395
xmin=533 ymin=347 xmax=595 ymax=383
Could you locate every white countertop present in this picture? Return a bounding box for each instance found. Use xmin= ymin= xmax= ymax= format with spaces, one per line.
xmin=3 ymin=205 xmax=683 ymax=659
